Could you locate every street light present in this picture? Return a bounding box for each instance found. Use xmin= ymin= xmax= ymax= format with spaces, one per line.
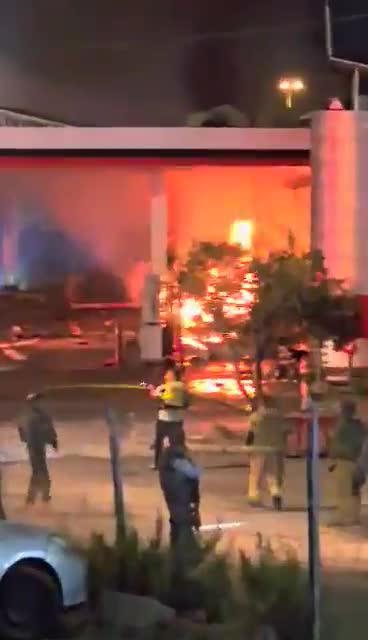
xmin=278 ymin=77 xmax=305 ymax=108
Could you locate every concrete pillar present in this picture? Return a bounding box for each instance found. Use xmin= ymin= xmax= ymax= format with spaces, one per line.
xmin=150 ymin=171 xmax=168 ymax=275
xmin=2 ymin=208 xmax=19 ymax=286
xmin=311 ymin=110 xmax=368 ymax=365
xmin=140 ymin=170 xmax=168 ymax=362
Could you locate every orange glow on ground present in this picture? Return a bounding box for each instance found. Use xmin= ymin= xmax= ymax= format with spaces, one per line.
xmin=190 ymin=377 xmax=256 ymax=399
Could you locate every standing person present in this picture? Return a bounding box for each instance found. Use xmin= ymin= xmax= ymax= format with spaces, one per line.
xmin=149 ymin=367 xmax=189 ymax=470
xmin=276 ymin=340 xmax=291 ymax=380
xmin=246 ymin=394 xmax=289 ymax=510
xmin=328 ymin=399 xmax=367 ymax=526
xmin=159 ymin=445 xmax=201 ymax=550
xmin=18 ymin=393 xmax=58 ymax=505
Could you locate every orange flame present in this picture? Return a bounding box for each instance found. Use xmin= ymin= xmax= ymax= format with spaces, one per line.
xmin=229 ymin=220 xmax=253 ymax=250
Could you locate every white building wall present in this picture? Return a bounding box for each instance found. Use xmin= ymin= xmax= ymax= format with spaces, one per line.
xmin=311 ymin=110 xmax=368 ymax=365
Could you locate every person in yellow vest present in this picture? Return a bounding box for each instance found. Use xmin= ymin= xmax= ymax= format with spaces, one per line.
xmin=246 ymin=395 xmax=289 ymax=510
xmin=149 ymin=367 xmax=189 ymax=469
xmin=328 ymin=400 xmax=367 ymax=526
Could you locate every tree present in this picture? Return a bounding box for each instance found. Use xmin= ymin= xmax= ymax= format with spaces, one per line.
xmin=244 ymin=247 xmax=358 ymax=396
xmin=186 ymin=105 xmax=249 ymax=127
xmin=179 ymin=241 xmax=257 ymax=400
xmin=179 ymin=241 xmax=359 ymax=405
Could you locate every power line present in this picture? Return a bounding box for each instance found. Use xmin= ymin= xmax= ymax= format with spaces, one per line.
xmin=333 ymin=12 xmax=368 ymax=24
xmin=80 ymin=12 xmax=368 ymax=51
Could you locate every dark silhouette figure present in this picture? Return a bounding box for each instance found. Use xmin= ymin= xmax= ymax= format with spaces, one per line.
xmin=159 ymin=445 xmax=201 ymax=550
xmin=18 ymin=394 xmax=58 ymax=505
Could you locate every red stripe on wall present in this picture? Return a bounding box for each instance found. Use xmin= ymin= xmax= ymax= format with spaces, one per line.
xmin=358 ymin=295 xmax=368 ymax=338
xmin=0 ymin=155 xmax=309 ymax=170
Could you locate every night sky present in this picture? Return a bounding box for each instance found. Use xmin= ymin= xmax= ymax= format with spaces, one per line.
xmin=0 ymin=0 xmax=365 ymax=125
xmin=329 ymin=1 xmax=368 ymax=65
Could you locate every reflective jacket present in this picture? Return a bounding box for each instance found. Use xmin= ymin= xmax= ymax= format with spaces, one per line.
xmin=155 ymin=381 xmax=189 ymax=422
xmin=159 ymin=381 xmax=188 ymax=407
xmin=329 ymin=417 xmax=366 ymax=462
xmin=249 ymin=407 xmax=288 ymax=450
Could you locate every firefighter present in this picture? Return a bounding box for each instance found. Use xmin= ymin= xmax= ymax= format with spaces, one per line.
xmin=275 ymin=339 xmax=291 ymax=380
xmin=149 ymin=367 xmax=189 ymax=469
xmin=159 ymin=445 xmax=201 ymax=551
xmin=246 ymin=394 xmax=289 ymax=510
xmin=18 ymin=393 xmax=58 ymax=505
xmin=328 ymin=399 xmax=367 ymax=526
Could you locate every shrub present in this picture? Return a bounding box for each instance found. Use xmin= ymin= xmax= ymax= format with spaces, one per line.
xmin=87 ymin=517 xmax=172 ymax=602
xmin=198 ymin=554 xmax=238 ymax=622
xmin=85 ymin=521 xmax=308 ymax=637
xmin=238 ymin=541 xmax=308 ymax=640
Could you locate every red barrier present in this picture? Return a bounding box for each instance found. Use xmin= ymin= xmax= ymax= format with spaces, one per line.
xmin=287 ymin=415 xmax=334 ymax=457
xmin=358 ymin=295 xmax=368 ymax=339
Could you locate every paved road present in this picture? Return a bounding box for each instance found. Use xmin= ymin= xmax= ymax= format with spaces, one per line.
xmin=0 ymin=338 xmax=367 ymax=573
xmin=0 ymin=335 xmax=115 ymax=371
xmin=1 ymin=416 xmax=368 ymax=572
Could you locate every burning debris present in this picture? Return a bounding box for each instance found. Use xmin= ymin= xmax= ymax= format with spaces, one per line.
xmin=175 ymin=221 xmax=258 ymax=398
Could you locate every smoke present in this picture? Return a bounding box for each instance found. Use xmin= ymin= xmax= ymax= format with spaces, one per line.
xmin=125 ymin=260 xmax=151 ymax=304
xmin=0 ymin=164 xmax=152 ymax=293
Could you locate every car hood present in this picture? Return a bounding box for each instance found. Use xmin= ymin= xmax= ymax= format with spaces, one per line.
xmin=0 ymin=521 xmax=51 ymax=540
xmin=0 ymin=520 xmax=51 ymax=556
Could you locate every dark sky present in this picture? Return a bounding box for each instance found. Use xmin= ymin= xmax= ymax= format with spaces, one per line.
xmin=0 ymin=0 xmax=360 ymax=125
xmin=329 ymin=0 xmax=368 ymax=65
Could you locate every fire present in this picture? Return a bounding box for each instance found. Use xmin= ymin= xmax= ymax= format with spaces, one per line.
xmin=177 ymin=222 xmax=259 ymax=405
xmin=181 ymin=335 xmax=208 ymax=351
xmin=180 ymin=296 xmax=215 ymax=329
xmin=190 ymin=377 xmax=255 ymax=399
xmin=180 ymin=297 xmax=202 ymax=328
xmin=203 ymin=334 xmax=223 ymax=344
xmin=229 ymin=220 xmax=253 ymax=250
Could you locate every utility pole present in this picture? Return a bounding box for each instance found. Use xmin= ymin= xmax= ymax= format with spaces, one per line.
xmin=0 ymin=468 xmax=6 ymax=520
xmin=306 ymin=398 xmax=321 ymax=640
xmin=352 ymin=68 xmax=360 ymax=111
xmin=105 ymin=407 xmax=126 ymax=540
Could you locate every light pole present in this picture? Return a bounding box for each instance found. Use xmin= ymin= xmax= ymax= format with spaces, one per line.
xmin=278 ymin=77 xmax=305 ymax=109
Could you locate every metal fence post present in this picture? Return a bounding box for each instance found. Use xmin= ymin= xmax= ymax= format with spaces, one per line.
xmin=114 ymin=321 xmax=123 ymax=367
xmin=0 ymin=468 xmax=6 ymax=520
xmin=306 ymin=400 xmax=321 ymax=640
xmin=105 ymin=407 xmax=126 ymax=540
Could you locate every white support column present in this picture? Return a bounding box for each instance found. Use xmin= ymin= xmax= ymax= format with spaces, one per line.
xmin=140 ymin=170 xmax=168 ymax=362
xmin=2 ymin=207 xmax=19 ymax=286
xmin=150 ymin=171 xmax=168 ymax=276
xmin=311 ymin=110 xmax=368 ymax=366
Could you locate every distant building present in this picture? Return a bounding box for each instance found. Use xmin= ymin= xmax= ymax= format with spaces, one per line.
xmin=0 ymin=108 xmax=69 ymax=127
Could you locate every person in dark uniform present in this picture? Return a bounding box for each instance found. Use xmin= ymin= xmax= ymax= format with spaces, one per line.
xmin=159 ymin=445 xmax=201 ymax=550
xmin=18 ymin=393 xmax=58 ymax=505
xmin=328 ymin=399 xmax=367 ymax=526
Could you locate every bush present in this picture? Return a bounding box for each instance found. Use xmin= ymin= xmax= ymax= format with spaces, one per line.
xmin=238 ymin=541 xmax=309 ymax=640
xmin=87 ymin=517 xmax=172 ymax=603
xmin=85 ymin=521 xmax=308 ymax=638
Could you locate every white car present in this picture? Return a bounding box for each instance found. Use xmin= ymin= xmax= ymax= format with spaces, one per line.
xmin=0 ymin=521 xmax=88 ymax=639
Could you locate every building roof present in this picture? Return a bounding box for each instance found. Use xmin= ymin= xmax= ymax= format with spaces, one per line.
xmin=0 ymin=127 xmax=310 ymax=152
xmin=0 ymin=108 xmax=70 ymax=127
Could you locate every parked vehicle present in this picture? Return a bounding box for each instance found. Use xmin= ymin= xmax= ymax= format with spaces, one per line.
xmin=0 ymin=521 xmax=88 ymax=639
